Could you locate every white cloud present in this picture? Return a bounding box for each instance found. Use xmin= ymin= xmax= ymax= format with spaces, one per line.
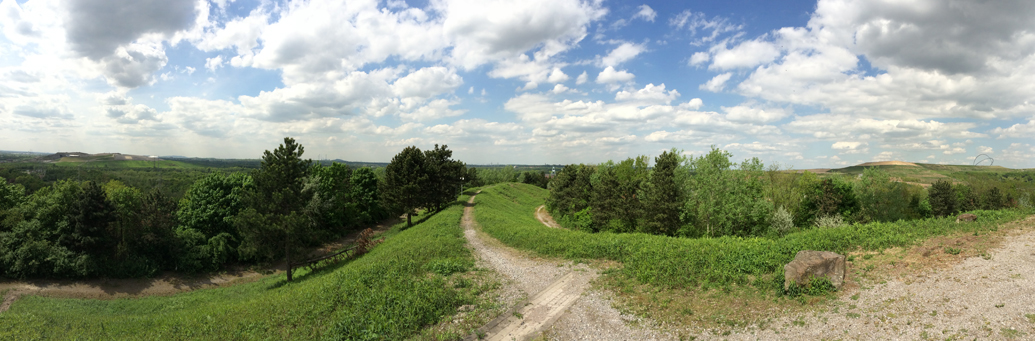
xmin=596 ymin=66 xmax=634 ymax=84
xmin=832 ymin=141 xmax=864 ymax=150
xmin=722 ymin=104 xmax=788 ymax=123
xmin=575 ymin=71 xmax=588 ymax=85
xmin=391 ymin=67 xmax=463 ymax=99
xmin=633 ymin=5 xmax=656 ymax=22
xmin=615 ymin=83 xmax=679 ymax=104
xmin=599 ymin=42 xmax=646 ymax=67
xmin=978 ymin=146 xmax=993 ymax=154
xmin=991 ymin=119 xmax=1035 ymax=138
xmin=708 ymin=39 xmax=781 ymax=71
xmin=550 ymin=84 xmax=570 ymax=94
xmin=205 ymin=55 xmax=224 ymax=71
xmin=669 ymin=10 xmax=742 ymax=46
xmin=689 ymin=51 xmax=710 ymax=66
xmin=699 ymin=72 xmax=731 ymax=92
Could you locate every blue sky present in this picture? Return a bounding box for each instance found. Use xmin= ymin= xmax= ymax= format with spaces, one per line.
xmin=2 ymin=0 xmax=1035 ymax=168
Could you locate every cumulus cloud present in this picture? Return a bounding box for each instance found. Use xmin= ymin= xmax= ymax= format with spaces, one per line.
xmin=66 ymin=0 xmax=197 ymax=59
xmin=391 ymin=67 xmax=463 ymax=99
xmin=575 ymin=71 xmax=588 ymax=85
xmin=615 ymin=83 xmax=679 ymax=104
xmin=596 ymin=66 xmax=634 ymax=84
xmin=708 ymin=40 xmax=781 ymax=70
xmin=722 ymin=104 xmax=788 ymax=123
xmin=633 ymin=5 xmax=656 ymax=22
xmin=700 ymin=72 xmax=731 ymax=92
xmin=599 ymin=42 xmax=646 ymax=67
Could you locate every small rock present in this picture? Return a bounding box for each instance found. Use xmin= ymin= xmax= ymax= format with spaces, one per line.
xmin=784 ymin=250 xmax=846 ymax=291
xmin=956 ymin=213 xmax=977 ymax=223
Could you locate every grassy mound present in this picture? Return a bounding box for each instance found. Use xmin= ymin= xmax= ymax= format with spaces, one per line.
xmin=0 ymin=195 xmax=476 ymax=340
xmin=473 ymin=183 xmax=1031 ymax=290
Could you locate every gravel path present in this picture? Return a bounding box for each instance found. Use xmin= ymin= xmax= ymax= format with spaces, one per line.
xmin=464 ymin=192 xmax=669 ymax=340
xmin=693 ymin=219 xmax=1035 ymax=340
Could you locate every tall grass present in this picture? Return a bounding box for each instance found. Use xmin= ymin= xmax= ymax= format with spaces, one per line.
xmin=474 ymin=183 xmax=1031 ymax=290
xmin=0 ymin=195 xmax=475 ymax=340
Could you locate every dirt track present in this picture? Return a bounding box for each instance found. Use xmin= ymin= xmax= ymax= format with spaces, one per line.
xmin=464 ymin=192 xmax=668 ymax=340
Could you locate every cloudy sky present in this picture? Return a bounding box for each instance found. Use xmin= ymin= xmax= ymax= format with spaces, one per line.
xmin=2 ymin=0 xmax=1035 ymax=167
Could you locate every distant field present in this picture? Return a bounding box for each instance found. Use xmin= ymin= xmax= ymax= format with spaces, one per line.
xmin=52 ymin=159 xmax=202 ymax=169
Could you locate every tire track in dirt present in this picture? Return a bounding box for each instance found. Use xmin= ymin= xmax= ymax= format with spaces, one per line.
xmin=463 ymin=192 xmax=669 ymax=340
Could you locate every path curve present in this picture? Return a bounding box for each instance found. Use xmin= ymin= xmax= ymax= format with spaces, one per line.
xmin=463 ymin=192 xmax=669 ymax=340
xmin=535 ymin=205 xmax=562 ymax=229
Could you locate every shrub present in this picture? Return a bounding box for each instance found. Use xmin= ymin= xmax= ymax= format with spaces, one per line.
xmin=771 ymin=206 xmax=794 ymax=234
xmin=814 ymin=214 xmax=846 ymax=229
xmin=929 ymin=180 xmax=956 ymax=217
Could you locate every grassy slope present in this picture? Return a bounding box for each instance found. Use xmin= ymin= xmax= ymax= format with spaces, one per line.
xmin=0 ymin=195 xmax=475 ymax=340
xmin=473 ymin=183 xmax=1032 ymax=290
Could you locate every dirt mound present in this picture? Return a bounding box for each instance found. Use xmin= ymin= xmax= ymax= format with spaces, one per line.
xmin=856 ymin=161 xmax=919 ymax=167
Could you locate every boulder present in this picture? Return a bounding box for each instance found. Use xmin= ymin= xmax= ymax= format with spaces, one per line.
xmin=956 ymin=213 xmax=977 ymax=223
xmin=784 ymin=250 xmax=845 ymax=291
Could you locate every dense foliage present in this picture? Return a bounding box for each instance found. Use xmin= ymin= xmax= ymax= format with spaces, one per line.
xmin=382 ymin=145 xmax=468 ymax=226
xmin=0 ymin=139 xmax=467 ymax=279
xmin=548 ymin=147 xmax=1019 ymax=239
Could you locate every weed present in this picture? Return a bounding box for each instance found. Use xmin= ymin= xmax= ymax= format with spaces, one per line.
xmin=863 ymin=254 xmax=874 ymax=260
xmin=846 ymin=312 xmax=860 ymax=318
xmin=929 ymin=310 xmax=937 ymax=316
xmin=513 ymin=311 xmax=523 ymax=319
xmin=850 ymin=293 xmax=860 ymax=300
xmin=944 ymin=247 xmax=962 ymax=255
xmin=1026 ymin=314 xmax=1035 ymax=323
xmin=996 ymin=303 xmax=1005 ymax=308
xmin=1002 ymin=328 xmax=1024 ymax=339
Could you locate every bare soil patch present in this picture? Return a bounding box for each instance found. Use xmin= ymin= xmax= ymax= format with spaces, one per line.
xmin=535 ymin=205 xmax=562 ymax=229
xmin=856 ymin=161 xmax=919 ymax=167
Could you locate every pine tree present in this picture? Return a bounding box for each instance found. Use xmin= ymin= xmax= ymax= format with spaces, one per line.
xmin=642 ymin=150 xmax=683 ymax=235
xmin=383 ymin=146 xmax=428 ymax=227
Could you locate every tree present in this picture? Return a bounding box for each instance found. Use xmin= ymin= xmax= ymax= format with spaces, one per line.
xmin=928 ymin=180 xmax=956 ymax=217
xmin=981 ymin=186 xmax=1005 ymax=210
xmin=855 ymin=167 xmax=910 ymax=223
xmin=681 ymin=147 xmax=773 ymax=237
xmin=238 ymin=137 xmax=313 ymax=282
xmin=383 ymin=146 xmax=428 ymax=227
xmin=350 ymin=167 xmax=387 ymax=224
xmin=642 ymin=149 xmax=683 ymax=235
xmin=423 ymin=144 xmax=464 ymax=211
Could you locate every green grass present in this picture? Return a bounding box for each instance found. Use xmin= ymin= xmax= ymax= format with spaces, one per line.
xmin=0 ymin=195 xmax=477 ymax=340
xmin=472 ymin=183 xmax=1032 ymax=290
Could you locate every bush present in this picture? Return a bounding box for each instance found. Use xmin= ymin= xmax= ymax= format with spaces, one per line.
xmin=814 ymin=214 xmax=846 ymax=229
xmin=771 ymin=206 xmax=794 ymax=234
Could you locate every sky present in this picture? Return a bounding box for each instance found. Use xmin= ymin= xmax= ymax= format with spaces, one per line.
xmin=2 ymin=0 xmax=1035 ymax=168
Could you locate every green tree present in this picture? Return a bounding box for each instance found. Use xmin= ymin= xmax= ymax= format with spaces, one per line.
xmin=383 ymin=146 xmax=428 ymax=227
xmin=237 ymin=137 xmax=314 ymax=281
xmin=681 ymin=147 xmax=772 ymax=237
xmin=138 ymin=188 xmax=178 ymax=269
xmin=641 ymin=149 xmax=683 ymax=235
xmin=981 ymin=186 xmax=1005 ymax=210
xmin=350 ymin=167 xmax=386 ymax=224
xmin=854 ymin=167 xmax=910 ymax=223
xmin=928 ymin=180 xmax=956 ymax=217
xmin=423 ymin=145 xmax=464 ymax=211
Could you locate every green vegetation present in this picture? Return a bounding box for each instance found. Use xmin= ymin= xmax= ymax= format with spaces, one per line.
xmin=0 ymin=139 xmax=469 ymax=279
xmin=547 ymin=147 xmax=1031 ymax=240
xmin=0 ymin=193 xmax=478 ymax=340
xmin=475 ymin=183 xmax=1030 ymax=290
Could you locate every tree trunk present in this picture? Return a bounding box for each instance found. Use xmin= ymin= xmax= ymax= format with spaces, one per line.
xmin=285 ymin=233 xmax=293 ymax=282
xmin=407 ymin=212 xmax=412 ymax=227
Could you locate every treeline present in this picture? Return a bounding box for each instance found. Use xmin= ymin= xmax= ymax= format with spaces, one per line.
xmin=0 ymin=138 xmax=470 ymax=279
xmin=548 ymin=147 xmax=1023 ymax=238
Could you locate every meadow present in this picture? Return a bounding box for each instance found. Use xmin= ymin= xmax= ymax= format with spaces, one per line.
xmin=474 ymin=183 xmax=1031 ymax=290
